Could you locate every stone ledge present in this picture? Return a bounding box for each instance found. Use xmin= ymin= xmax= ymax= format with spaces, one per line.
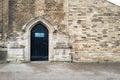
xmin=54 ymin=47 xmax=72 ymax=49
xmin=0 ymin=48 xmax=7 ymax=51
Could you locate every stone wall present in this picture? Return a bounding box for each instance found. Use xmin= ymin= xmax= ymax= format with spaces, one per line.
xmin=0 ymin=0 xmax=9 ymax=48
xmin=0 ymin=0 xmax=2 ymax=33
xmin=5 ymin=0 xmax=70 ymax=62
xmin=9 ymin=0 xmax=35 ymax=31
xmin=68 ymin=0 xmax=120 ymax=62
xmin=9 ymin=0 xmax=66 ymax=31
xmin=0 ymin=0 xmax=9 ymax=34
xmin=0 ymin=0 xmax=120 ymax=62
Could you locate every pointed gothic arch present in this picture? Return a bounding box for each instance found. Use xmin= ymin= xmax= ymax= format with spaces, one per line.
xmin=22 ymin=17 xmax=54 ymax=61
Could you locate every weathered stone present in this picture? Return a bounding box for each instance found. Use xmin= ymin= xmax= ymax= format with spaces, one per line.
xmin=0 ymin=0 xmax=120 ymax=63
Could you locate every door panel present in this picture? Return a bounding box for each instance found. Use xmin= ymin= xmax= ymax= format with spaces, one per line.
xmin=31 ymin=23 xmax=48 ymax=61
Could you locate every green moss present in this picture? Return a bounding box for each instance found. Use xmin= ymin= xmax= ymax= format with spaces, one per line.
xmin=0 ymin=61 xmax=10 ymax=64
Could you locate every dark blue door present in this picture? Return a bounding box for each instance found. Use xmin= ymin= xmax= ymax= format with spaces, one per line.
xmin=31 ymin=23 xmax=48 ymax=61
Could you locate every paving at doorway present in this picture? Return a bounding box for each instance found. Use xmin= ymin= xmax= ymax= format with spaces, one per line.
xmin=0 ymin=62 xmax=120 ymax=80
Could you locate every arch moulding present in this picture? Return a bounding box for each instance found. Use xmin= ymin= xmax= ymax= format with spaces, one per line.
xmin=22 ymin=16 xmax=54 ymax=61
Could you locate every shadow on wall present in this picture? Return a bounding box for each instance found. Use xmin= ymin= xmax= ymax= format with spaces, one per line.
xmin=0 ymin=48 xmax=7 ymax=61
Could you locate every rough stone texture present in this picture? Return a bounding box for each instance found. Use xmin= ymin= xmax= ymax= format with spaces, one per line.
xmin=0 ymin=0 xmax=120 ymax=62
xmin=9 ymin=0 xmax=35 ymax=31
xmin=0 ymin=0 xmax=9 ymax=35
xmin=68 ymin=0 xmax=120 ymax=62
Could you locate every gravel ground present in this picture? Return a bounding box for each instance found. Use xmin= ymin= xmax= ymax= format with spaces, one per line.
xmin=0 ymin=62 xmax=120 ymax=80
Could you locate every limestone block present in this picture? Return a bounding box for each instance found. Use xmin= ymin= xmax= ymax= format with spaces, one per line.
xmin=54 ymin=49 xmax=71 ymax=61
xmin=7 ymin=48 xmax=24 ymax=62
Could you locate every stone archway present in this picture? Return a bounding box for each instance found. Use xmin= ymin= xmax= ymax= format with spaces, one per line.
xmin=22 ymin=17 xmax=54 ymax=61
xmin=31 ymin=23 xmax=49 ymax=61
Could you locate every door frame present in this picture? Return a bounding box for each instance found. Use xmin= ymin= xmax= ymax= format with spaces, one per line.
xmin=22 ymin=17 xmax=54 ymax=61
